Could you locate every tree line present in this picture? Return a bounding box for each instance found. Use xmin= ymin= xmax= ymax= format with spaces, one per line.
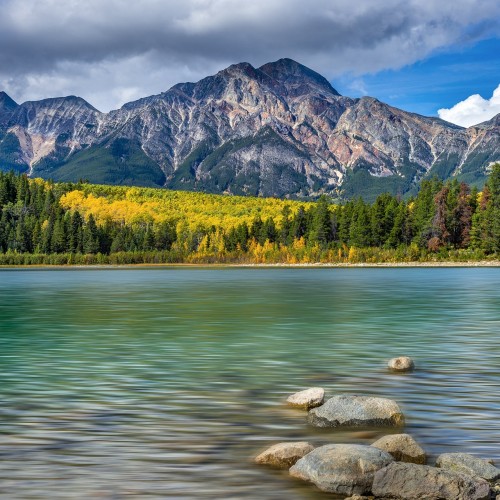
xmin=1 ymin=165 xmax=500 ymax=265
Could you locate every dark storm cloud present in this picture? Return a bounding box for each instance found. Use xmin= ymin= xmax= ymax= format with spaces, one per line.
xmin=0 ymin=0 xmax=499 ymax=111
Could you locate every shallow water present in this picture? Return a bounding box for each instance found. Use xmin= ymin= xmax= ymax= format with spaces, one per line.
xmin=1 ymin=267 xmax=500 ymax=498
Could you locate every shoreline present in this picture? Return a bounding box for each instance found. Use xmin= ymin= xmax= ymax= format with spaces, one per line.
xmin=1 ymin=260 xmax=500 ymax=269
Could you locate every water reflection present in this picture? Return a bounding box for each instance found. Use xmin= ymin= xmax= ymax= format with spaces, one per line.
xmin=1 ymin=268 xmax=500 ymax=498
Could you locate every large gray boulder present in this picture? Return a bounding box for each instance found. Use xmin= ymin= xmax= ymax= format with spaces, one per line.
xmin=286 ymin=387 xmax=325 ymax=409
xmin=437 ymin=452 xmax=500 ymax=483
xmin=372 ymin=462 xmax=491 ymax=499
xmin=371 ymin=434 xmax=426 ymax=464
xmin=254 ymin=442 xmax=314 ymax=469
xmin=289 ymin=444 xmax=393 ymax=495
xmin=308 ymin=395 xmax=404 ymax=429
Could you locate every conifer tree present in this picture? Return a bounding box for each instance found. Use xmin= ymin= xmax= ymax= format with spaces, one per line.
xmin=83 ymin=214 xmax=99 ymax=254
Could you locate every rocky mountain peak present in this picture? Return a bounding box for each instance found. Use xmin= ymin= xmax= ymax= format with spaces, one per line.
xmin=476 ymin=113 xmax=500 ymax=129
xmin=6 ymin=95 xmax=102 ymax=137
xmin=259 ymin=58 xmax=340 ymax=97
xmin=0 ymin=58 xmax=498 ymax=201
xmin=219 ymin=61 xmax=258 ymax=78
xmin=33 ymin=95 xmax=99 ymax=112
xmin=0 ymin=91 xmax=18 ymax=112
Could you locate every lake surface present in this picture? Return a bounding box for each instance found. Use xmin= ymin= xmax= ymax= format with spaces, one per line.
xmin=1 ymin=267 xmax=500 ymax=499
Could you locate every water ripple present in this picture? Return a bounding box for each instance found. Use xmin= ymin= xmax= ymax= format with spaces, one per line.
xmin=1 ymin=267 xmax=500 ymax=498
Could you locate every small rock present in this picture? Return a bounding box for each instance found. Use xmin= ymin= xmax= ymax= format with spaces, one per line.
xmin=388 ymin=356 xmax=415 ymax=372
xmin=255 ymin=442 xmax=314 ymax=469
xmin=286 ymin=387 xmax=325 ymax=410
xmin=308 ymin=395 xmax=404 ymax=429
xmin=371 ymin=433 xmax=426 ymax=464
xmin=372 ymin=462 xmax=491 ymax=500
xmin=437 ymin=452 xmax=500 ymax=482
xmin=289 ymin=444 xmax=393 ymax=495
xmin=344 ymin=496 xmax=374 ymax=500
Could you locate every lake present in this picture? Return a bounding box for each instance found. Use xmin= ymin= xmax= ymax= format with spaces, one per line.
xmin=1 ymin=267 xmax=500 ymax=499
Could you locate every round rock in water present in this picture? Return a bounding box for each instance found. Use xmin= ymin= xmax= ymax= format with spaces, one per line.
xmin=388 ymin=356 xmax=415 ymax=372
xmin=437 ymin=452 xmax=500 ymax=483
xmin=254 ymin=442 xmax=314 ymax=469
xmin=286 ymin=387 xmax=325 ymax=410
xmin=289 ymin=444 xmax=393 ymax=495
xmin=371 ymin=433 xmax=426 ymax=464
xmin=308 ymin=395 xmax=404 ymax=428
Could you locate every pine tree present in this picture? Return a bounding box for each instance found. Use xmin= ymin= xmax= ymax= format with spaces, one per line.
xmin=411 ymin=178 xmax=443 ymax=247
xmin=51 ymin=215 xmax=67 ymax=253
xmin=387 ymin=202 xmax=411 ymax=248
xmin=279 ymin=205 xmax=292 ymax=246
xmin=349 ymin=198 xmax=371 ymax=247
xmin=371 ymin=193 xmax=398 ymax=247
xmin=154 ymin=221 xmax=176 ymax=250
xmin=83 ymin=214 xmax=99 ymax=254
xmin=472 ymin=163 xmax=500 ymax=253
xmin=309 ymin=195 xmax=333 ymax=247
xmin=291 ymin=206 xmax=308 ymax=240
xmin=68 ymin=211 xmax=83 ymax=253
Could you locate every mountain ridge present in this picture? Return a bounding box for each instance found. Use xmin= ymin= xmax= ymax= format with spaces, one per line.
xmin=0 ymin=58 xmax=498 ymax=200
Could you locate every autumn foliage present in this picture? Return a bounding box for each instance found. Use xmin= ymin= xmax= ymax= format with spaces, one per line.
xmin=1 ymin=165 xmax=500 ymax=265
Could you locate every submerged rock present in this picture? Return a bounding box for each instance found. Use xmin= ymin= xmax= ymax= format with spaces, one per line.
xmin=308 ymin=395 xmax=404 ymax=429
xmin=286 ymin=387 xmax=325 ymax=410
xmin=290 ymin=444 xmax=393 ymax=495
xmin=371 ymin=433 xmax=426 ymax=464
xmin=388 ymin=356 xmax=415 ymax=372
xmin=437 ymin=452 xmax=500 ymax=483
xmin=254 ymin=442 xmax=314 ymax=469
xmin=372 ymin=462 xmax=491 ymax=500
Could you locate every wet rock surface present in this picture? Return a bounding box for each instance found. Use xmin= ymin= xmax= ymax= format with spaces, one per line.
xmin=286 ymin=387 xmax=324 ymax=409
xmin=372 ymin=462 xmax=491 ymax=500
xmin=254 ymin=442 xmax=314 ymax=469
xmin=388 ymin=356 xmax=415 ymax=372
xmin=290 ymin=444 xmax=393 ymax=495
xmin=436 ymin=452 xmax=500 ymax=483
xmin=308 ymin=395 xmax=405 ymax=429
xmin=371 ymin=434 xmax=426 ymax=464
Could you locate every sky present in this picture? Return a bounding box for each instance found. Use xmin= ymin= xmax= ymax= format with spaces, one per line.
xmin=0 ymin=0 xmax=499 ymax=127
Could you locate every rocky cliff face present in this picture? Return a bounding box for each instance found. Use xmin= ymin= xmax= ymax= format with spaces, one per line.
xmin=0 ymin=59 xmax=498 ymax=199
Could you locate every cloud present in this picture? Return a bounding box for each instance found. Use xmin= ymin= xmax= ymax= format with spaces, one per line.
xmin=0 ymin=0 xmax=499 ymax=111
xmin=438 ymin=85 xmax=500 ymax=127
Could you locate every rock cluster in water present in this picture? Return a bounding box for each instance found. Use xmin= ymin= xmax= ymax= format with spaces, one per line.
xmin=254 ymin=367 xmax=500 ymax=499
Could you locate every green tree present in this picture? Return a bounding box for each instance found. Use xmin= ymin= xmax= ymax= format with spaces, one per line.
xmin=83 ymin=214 xmax=100 ymax=254
xmin=68 ymin=211 xmax=84 ymax=253
xmin=349 ymin=198 xmax=371 ymax=247
xmin=471 ymin=163 xmax=500 ymax=253
xmin=309 ymin=195 xmax=333 ymax=247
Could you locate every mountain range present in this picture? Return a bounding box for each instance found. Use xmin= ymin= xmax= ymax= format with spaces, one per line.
xmin=1 ymin=58 xmax=499 ymax=200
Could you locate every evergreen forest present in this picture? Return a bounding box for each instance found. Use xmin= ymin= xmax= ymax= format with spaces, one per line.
xmin=1 ymin=165 xmax=500 ymax=265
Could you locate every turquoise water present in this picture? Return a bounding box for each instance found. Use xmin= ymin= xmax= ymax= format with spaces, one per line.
xmin=1 ymin=267 xmax=500 ymax=498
